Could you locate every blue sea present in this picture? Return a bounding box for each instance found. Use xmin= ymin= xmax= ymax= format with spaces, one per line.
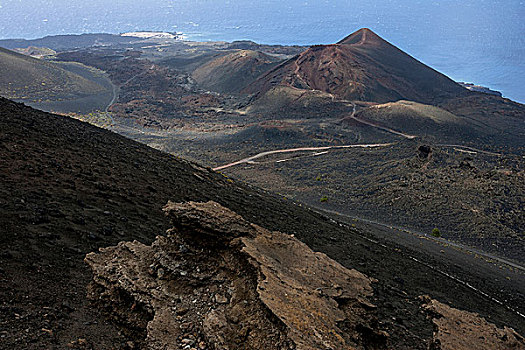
xmin=1 ymin=0 xmax=524 ymax=103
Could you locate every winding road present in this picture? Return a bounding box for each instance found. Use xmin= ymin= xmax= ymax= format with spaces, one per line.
xmin=213 ymin=110 xmax=502 ymax=171
xmin=437 ymin=144 xmax=503 ymax=157
xmin=105 ymin=81 xmax=119 ymax=113
xmin=104 ymin=64 xmax=155 ymax=114
xmin=345 ymin=114 xmax=417 ymax=139
xmin=213 ymin=143 xmax=393 ymax=171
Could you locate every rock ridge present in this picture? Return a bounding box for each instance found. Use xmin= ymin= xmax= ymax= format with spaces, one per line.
xmin=85 ymin=201 xmax=380 ymax=349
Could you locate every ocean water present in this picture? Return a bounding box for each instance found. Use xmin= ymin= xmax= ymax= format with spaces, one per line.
xmin=0 ymin=0 xmax=524 ymax=103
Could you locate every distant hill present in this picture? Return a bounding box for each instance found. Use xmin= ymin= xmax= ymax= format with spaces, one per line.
xmin=245 ymin=28 xmax=465 ymax=104
xmin=0 ymin=47 xmax=115 ymax=113
xmin=160 ymin=51 xmax=227 ymax=73
xmin=192 ymin=50 xmax=281 ymax=93
xmin=13 ymin=46 xmax=57 ymax=58
xmin=0 ymin=47 xmax=106 ymax=100
xmin=347 ymin=100 xmax=525 ymax=148
xmin=245 ymin=85 xmax=344 ymax=117
xmin=0 ymin=33 xmax=141 ymax=51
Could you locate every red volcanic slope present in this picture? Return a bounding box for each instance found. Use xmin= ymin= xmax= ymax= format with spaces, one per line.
xmin=245 ymin=28 xmax=465 ymax=104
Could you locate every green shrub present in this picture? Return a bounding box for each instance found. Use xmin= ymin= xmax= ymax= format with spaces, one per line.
xmin=320 ymin=196 xmax=328 ymax=202
xmin=431 ymin=228 xmax=441 ymax=238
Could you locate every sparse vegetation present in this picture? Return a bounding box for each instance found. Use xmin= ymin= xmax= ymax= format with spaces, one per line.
xmin=431 ymin=228 xmax=442 ymax=238
xmin=70 ymin=111 xmax=114 ymax=128
xmin=320 ymin=196 xmax=328 ymax=202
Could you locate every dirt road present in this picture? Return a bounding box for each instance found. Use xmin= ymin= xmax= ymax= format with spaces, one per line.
xmin=345 ymin=113 xmax=417 ymax=139
xmin=213 ymin=143 xmax=393 ymax=171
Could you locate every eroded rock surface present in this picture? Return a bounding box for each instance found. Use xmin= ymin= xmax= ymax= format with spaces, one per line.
xmin=422 ymin=297 xmax=525 ymax=350
xmin=85 ymin=201 xmax=381 ymax=349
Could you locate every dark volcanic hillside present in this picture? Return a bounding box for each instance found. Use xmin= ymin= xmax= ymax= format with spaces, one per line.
xmin=245 ymin=28 xmax=465 ymax=104
xmin=1 ymin=96 xmax=524 ymax=348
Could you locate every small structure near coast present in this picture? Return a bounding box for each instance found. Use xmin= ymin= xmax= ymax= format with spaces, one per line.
xmin=458 ymin=82 xmax=502 ymax=97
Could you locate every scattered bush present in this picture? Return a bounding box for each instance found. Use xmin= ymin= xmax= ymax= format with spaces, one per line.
xmin=431 ymin=228 xmax=441 ymax=238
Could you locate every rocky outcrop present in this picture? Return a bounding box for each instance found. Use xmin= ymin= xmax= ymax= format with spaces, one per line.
xmin=417 ymin=145 xmax=432 ymax=159
xmin=85 ymin=201 xmax=381 ymax=349
xmin=422 ymin=297 xmax=525 ymax=350
xmin=85 ymin=201 xmax=525 ymax=349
